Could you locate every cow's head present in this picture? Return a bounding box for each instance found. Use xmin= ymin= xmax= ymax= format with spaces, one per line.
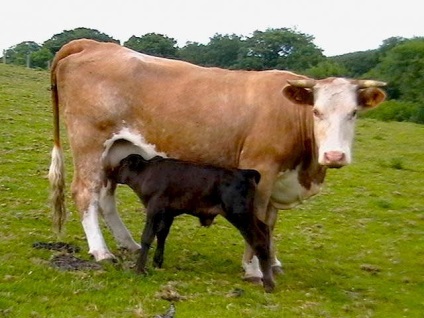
xmin=283 ymin=77 xmax=386 ymax=168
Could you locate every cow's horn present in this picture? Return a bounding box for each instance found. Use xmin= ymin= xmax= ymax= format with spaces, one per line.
xmin=287 ymin=79 xmax=316 ymax=88
xmin=356 ymin=80 xmax=387 ymax=88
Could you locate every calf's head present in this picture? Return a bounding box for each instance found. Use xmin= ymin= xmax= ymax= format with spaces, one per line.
xmin=221 ymin=169 xmax=261 ymax=215
xmin=283 ymin=77 xmax=386 ymax=168
xmin=106 ymin=154 xmax=149 ymax=184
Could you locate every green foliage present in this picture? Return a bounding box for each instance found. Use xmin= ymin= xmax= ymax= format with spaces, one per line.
xmin=3 ymin=41 xmax=41 ymax=67
xmin=43 ymin=27 xmax=119 ymax=55
xmin=367 ymin=37 xmax=424 ymax=103
xmin=203 ymin=33 xmax=243 ymax=68
xmin=376 ymin=36 xmax=408 ymax=59
xmin=30 ymin=47 xmax=54 ymax=69
xmin=361 ymin=100 xmax=424 ymax=124
xmin=331 ymin=50 xmax=379 ymax=78
xmin=305 ymin=60 xmax=349 ymax=78
xmin=239 ymin=28 xmax=324 ymax=71
xmin=124 ymin=33 xmax=178 ymax=58
xmin=178 ymin=41 xmax=209 ymax=66
xmin=1 ymin=64 xmax=423 ymax=317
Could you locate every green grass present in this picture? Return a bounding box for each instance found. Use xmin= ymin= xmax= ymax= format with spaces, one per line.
xmin=1 ymin=63 xmax=423 ymax=317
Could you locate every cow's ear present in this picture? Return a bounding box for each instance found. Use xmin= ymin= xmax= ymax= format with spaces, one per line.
xmin=358 ymin=87 xmax=386 ymax=110
xmin=282 ymin=85 xmax=314 ymax=105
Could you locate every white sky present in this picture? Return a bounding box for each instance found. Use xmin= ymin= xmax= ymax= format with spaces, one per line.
xmin=1 ymin=0 xmax=422 ymax=56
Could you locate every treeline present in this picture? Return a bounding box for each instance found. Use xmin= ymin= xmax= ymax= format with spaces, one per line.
xmin=2 ymin=27 xmax=423 ymax=124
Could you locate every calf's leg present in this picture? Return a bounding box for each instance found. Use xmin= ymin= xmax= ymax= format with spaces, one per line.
xmin=153 ymin=215 xmax=174 ymax=268
xmin=136 ymin=206 xmax=164 ymax=274
xmin=224 ymin=213 xmax=274 ymax=292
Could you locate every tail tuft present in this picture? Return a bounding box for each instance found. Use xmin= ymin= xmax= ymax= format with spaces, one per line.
xmin=49 ymin=145 xmax=67 ymax=234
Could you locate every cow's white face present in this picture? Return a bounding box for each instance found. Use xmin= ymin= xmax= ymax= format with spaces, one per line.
xmin=283 ymin=77 xmax=386 ymax=168
xmin=313 ymin=78 xmax=358 ymax=167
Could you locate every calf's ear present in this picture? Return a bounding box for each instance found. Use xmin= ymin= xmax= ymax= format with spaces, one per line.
xmin=358 ymin=87 xmax=386 ymax=110
xmin=126 ymin=154 xmax=146 ymax=169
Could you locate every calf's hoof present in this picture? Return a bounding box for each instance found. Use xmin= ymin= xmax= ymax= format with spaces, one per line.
xmin=135 ymin=266 xmax=148 ymax=276
xmin=263 ymin=280 xmax=276 ymax=293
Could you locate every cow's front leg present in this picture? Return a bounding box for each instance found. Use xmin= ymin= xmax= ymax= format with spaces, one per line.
xmin=242 ymin=204 xmax=283 ymax=281
xmin=242 ymin=243 xmax=262 ymax=283
xmin=243 ymin=245 xmax=282 ymax=281
xmin=99 ymin=181 xmax=140 ymax=252
xmin=266 ymin=205 xmax=283 ymax=274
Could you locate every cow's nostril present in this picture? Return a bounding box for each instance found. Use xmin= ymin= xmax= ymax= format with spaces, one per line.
xmin=324 ymin=151 xmax=345 ymax=163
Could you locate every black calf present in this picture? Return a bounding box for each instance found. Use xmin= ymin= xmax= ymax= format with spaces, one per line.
xmin=106 ymin=154 xmax=275 ymax=292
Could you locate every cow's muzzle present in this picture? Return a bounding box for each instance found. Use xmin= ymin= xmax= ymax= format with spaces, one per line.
xmin=323 ymin=151 xmax=347 ymax=168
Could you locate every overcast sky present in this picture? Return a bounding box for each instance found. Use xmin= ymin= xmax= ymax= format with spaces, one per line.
xmin=1 ymin=0 xmax=422 ymax=57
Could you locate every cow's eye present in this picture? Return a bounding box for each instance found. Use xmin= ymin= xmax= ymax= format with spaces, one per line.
xmin=349 ymin=109 xmax=358 ymax=119
xmin=312 ymin=108 xmax=322 ymax=119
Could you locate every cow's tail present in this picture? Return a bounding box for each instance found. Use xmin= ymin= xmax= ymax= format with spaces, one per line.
xmin=48 ymin=40 xmax=95 ymax=234
xmin=49 ymin=67 xmax=66 ymax=234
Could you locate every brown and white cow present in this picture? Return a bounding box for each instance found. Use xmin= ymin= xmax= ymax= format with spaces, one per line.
xmin=48 ymin=39 xmax=386 ymax=283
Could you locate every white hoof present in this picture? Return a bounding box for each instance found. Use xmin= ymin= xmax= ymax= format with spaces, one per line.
xmin=90 ymin=249 xmax=116 ymax=262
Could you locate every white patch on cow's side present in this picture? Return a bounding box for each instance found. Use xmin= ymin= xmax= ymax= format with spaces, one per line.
xmin=102 ymin=127 xmax=167 ymax=169
xmin=82 ymin=201 xmax=115 ymax=261
xmin=270 ymin=166 xmax=321 ymax=209
xmin=99 ymin=181 xmax=140 ymax=251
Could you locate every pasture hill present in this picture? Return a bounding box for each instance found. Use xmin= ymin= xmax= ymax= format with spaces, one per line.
xmin=0 ymin=63 xmax=423 ymax=317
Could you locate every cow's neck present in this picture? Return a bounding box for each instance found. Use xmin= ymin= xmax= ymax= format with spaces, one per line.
xmin=270 ymin=108 xmax=326 ymax=210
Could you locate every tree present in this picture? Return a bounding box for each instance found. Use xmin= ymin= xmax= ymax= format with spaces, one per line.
xmin=3 ymin=41 xmax=41 ymax=67
xmin=238 ymin=28 xmax=324 ymax=71
xmin=124 ymin=33 xmax=178 ymax=58
xmin=43 ymin=27 xmax=119 ymax=55
xmin=30 ymin=47 xmax=54 ymax=69
xmin=367 ymin=37 xmax=424 ymax=102
xmin=305 ymin=60 xmax=349 ymax=78
xmin=203 ymin=33 xmax=243 ymax=68
xmin=376 ymin=36 xmax=407 ymax=60
xmin=331 ymin=50 xmax=379 ymax=78
xmin=178 ymin=42 xmax=209 ymax=66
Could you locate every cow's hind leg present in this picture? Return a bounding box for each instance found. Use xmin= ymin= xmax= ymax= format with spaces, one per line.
xmin=73 ymin=175 xmax=115 ymax=261
xmin=99 ymin=181 xmax=140 ymax=252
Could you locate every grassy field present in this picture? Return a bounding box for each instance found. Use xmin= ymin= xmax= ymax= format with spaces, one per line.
xmin=0 ymin=63 xmax=423 ymax=317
